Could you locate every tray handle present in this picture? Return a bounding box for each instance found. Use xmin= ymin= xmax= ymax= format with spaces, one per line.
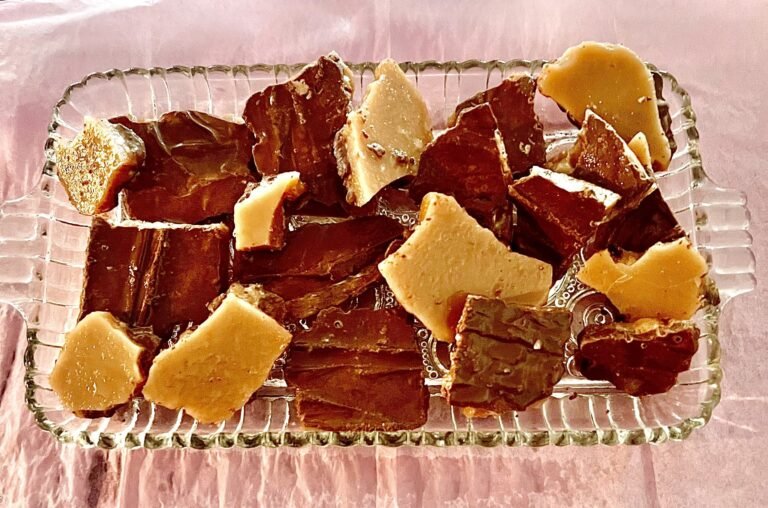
xmin=692 ymin=177 xmax=756 ymax=306
xmin=0 ymin=176 xmax=56 ymax=323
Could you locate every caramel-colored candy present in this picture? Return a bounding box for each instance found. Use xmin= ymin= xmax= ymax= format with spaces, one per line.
xmin=451 ymin=74 xmax=545 ymax=176
xmin=379 ymin=193 xmax=552 ymax=342
xmin=49 ymin=312 xmax=159 ymax=416
xmin=142 ymin=293 xmax=292 ymax=424
xmin=509 ymin=167 xmax=620 ymax=261
xmin=628 ymin=132 xmax=652 ymax=169
xmin=538 ymin=42 xmax=672 ymax=171
xmin=569 ymin=110 xmax=654 ymax=208
xmin=577 ymin=319 xmax=699 ymax=396
xmin=577 ymin=238 xmax=708 ymax=320
xmin=243 ymin=53 xmax=353 ymax=206
xmin=444 ymin=297 xmax=571 ymax=413
xmin=410 ymin=103 xmax=514 ymax=241
xmin=55 ymin=117 xmax=145 ymax=215
xmin=285 ymin=307 xmax=428 ymax=431
xmin=233 ymin=172 xmax=305 ymax=251
xmin=111 ymin=112 xmax=256 ymax=224
xmin=80 ymin=218 xmax=231 ymax=339
xmin=336 ymin=59 xmax=432 ymax=206
xmin=234 ymin=216 xmax=402 ymax=281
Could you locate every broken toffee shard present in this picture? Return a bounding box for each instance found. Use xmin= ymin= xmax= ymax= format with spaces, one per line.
xmin=409 ymin=103 xmax=514 ymax=241
xmin=451 ymin=74 xmax=546 ymax=176
xmin=508 ymin=167 xmax=620 ymax=262
xmin=234 ymin=215 xmax=402 ymax=281
xmin=143 ymin=292 xmax=292 ymax=424
xmin=569 ymin=110 xmax=654 ymax=208
xmin=335 ymin=59 xmax=432 ymax=206
xmin=444 ymin=296 xmax=571 ymax=413
xmin=55 ymin=117 xmax=145 ymax=216
xmin=285 ymin=307 xmax=429 ymax=431
xmin=111 ymin=111 xmax=256 ymax=224
xmin=576 ymin=319 xmax=700 ymax=396
xmin=588 ymin=188 xmax=685 ymax=255
xmin=49 ymin=311 xmax=160 ymax=418
xmin=243 ymin=53 xmax=354 ymax=206
xmin=81 ymin=218 xmax=230 ymax=339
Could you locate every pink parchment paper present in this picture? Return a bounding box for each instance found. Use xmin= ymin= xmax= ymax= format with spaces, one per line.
xmin=1 ymin=1 xmax=766 ymax=506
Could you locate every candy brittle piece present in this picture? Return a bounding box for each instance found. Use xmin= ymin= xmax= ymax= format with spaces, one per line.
xmin=81 ymin=218 xmax=230 ymax=339
xmin=143 ymin=293 xmax=292 ymax=424
xmin=538 ymin=41 xmax=672 ymax=171
xmin=569 ymin=110 xmax=654 ymax=208
xmin=55 ymin=117 xmax=145 ymax=215
xmin=451 ymin=74 xmax=545 ymax=176
xmin=577 ymin=238 xmax=708 ymax=320
xmin=234 ymin=216 xmax=402 ymax=281
xmin=379 ymin=193 xmax=552 ymax=342
xmin=509 ymin=167 xmax=620 ymax=261
xmin=576 ymin=319 xmax=699 ymax=396
xmin=50 ymin=312 xmax=160 ymax=417
xmin=444 ymin=297 xmax=571 ymax=413
xmin=233 ymin=172 xmax=305 ymax=251
xmin=410 ymin=104 xmax=514 ymax=241
xmin=335 ymin=59 xmax=432 ymax=206
xmin=285 ymin=307 xmax=428 ymax=431
xmin=111 ymin=112 xmax=256 ymax=223
xmin=588 ymin=188 xmax=685 ymax=255
xmin=243 ymin=53 xmax=353 ymax=206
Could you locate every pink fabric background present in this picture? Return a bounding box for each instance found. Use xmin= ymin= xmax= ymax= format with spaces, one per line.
xmin=1 ymin=1 xmax=765 ymax=506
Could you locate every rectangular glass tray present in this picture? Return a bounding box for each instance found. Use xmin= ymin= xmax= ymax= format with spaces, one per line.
xmin=0 ymin=59 xmax=756 ymax=449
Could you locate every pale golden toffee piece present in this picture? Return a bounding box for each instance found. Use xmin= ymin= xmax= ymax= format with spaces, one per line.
xmin=628 ymin=132 xmax=652 ymax=169
xmin=379 ymin=192 xmax=552 ymax=342
xmin=538 ymin=41 xmax=671 ymax=171
xmin=578 ymin=238 xmax=708 ymax=320
xmin=55 ymin=117 xmax=145 ymax=215
xmin=335 ymin=59 xmax=432 ymax=206
xmin=49 ymin=311 xmax=158 ymax=416
xmin=233 ymin=172 xmax=305 ymax=251
xmin=142 ymin=292 xmax=292 ymax=424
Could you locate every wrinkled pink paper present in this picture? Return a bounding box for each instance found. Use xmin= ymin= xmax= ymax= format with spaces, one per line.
xmin=1 ymin=0 xmax=766 ymax=506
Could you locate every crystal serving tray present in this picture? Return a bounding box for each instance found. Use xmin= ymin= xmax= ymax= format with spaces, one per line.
xmin=0 ymin=59 xmax=755 ymax=449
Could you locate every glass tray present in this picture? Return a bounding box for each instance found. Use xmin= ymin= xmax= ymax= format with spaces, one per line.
xmin=0 ymin=59 xmax=756 ymax=449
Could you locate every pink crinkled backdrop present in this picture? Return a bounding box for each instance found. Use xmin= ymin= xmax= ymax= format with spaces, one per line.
xmin=0 ymin=1 xmax=766 ymax=506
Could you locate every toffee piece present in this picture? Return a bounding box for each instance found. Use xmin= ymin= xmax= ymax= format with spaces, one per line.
xmin=509 ymin=167 xmax=620 ymax=261
xmin=81 ymin=218 xmax=230 ymax=339
xmin=335 ymin=59 xmax=432 ymax=206
xmin=49 ymin=312 xmax=160 ymax=417
xmin=451 ymin=74 xmax=545 ymax=176
xmin=111 ymin=111 xmax=256 ymax=223
xmin=234 ymin=216 xmax=402 ymax=282
xmin=379 ymin=193 xmax=552 ymax=342
xmin=285 ymin=307 xmax=428 ymax=431
xmin=444 ymin=296 xmax=571 ymax=413
xmin=243 ymin=53 xmax=354 ymax=206
xmin=55 ymin=117 xmax=145 ymax=215
xmin=577 ymin=319 xmax=699 ymax=396
xmin=410 ymin=103 xmax=514 ymax=241
xmin=538 ymin=41 xmax=672 ymax=171
xmin=143 ymin=293 xmax=292 ymax=424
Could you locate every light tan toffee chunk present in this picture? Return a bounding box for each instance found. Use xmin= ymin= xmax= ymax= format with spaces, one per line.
xmin=335 ymin=59 xmax=433 ymax=206
xmin=49 ymin=311 xmax=157 ymax=415
xmin=55 ymin=117 xmax=145 ymax=215
xmin=233 ymin=171 xmax=305 ymax=251
xmin=538 ymin=42 xmax=671 ymax=171
xmin=142 ymin=292 xmax=292 ymax=423
xmin=577 ymin=237 xmax=708 ymax=321
xmin=379 ymin=193 xmax=553 ymax=342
